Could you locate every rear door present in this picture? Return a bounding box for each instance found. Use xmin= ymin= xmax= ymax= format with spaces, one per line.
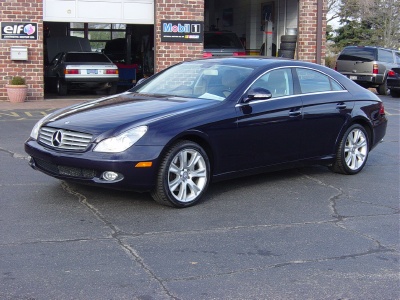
xmin=295 ymin=67 xmax=354 ymax=158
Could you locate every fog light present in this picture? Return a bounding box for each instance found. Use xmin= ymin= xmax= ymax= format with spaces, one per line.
xmin=102 ymin=171 xmax=121 ymax=181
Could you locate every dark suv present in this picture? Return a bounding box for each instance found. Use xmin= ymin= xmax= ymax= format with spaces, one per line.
xmin=335 ymin=46 xmax=400 ymax=95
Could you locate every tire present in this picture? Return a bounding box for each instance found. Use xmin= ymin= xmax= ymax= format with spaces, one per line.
xmin=377 ymin=81 xmax=389 ymax=95
xmin=280 ymin=42 xmax=296 ymax=51
xmin=151 ymin=140 xmax=210 ymax=207
xmin=330 ymin=124 xmax=369 ymax=175
xmin=390 ymin=89 xmax=400 ymax=98
xmin=278 ymin=49 xmax=295 ymax=59
xmin=108 ymin=82 xmax=118 ymax=95
xmin=57 ymin=78 xmax=68 ymax=96
xmin=281 ymin=35 xmax=297 ymax=43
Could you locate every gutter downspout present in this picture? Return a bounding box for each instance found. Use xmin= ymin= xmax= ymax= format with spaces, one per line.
xmin=316 ymin=0 xmax=323 ymax=64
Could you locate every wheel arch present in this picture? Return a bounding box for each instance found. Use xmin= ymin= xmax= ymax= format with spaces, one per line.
xmin=159 ymin=131 xmax=215 ymax=175
xmin=347 ymin=118 xmax=373 ymax=150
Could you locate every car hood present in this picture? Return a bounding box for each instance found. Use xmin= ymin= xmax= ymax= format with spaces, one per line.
xmin=44 ymin=92 xmax=218 ymax=136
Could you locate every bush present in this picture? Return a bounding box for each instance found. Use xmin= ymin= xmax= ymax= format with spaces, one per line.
xmin=325 ymin=56 xmax=337 ymax=70
xmin=10 ymin=76 xmax=26 ymax=85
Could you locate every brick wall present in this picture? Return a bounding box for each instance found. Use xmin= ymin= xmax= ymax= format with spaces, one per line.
xmin=297 ymin=0 xmax=327 ymax=64
xmin=154 ymin=0 xmax=204 ymax=73
xmin=0 ymin=0 xmax=43 ymax=102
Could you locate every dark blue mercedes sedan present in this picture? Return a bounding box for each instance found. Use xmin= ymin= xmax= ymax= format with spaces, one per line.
xmin=25 ymin=57 xmax=387 ymax=207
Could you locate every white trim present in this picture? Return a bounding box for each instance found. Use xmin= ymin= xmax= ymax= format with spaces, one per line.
xmin=43 ymin=0 xmax=154 ymax=24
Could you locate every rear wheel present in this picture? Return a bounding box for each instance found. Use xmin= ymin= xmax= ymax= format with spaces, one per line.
xmin=377 ymin=81 xmax=389 ymax=95
xmin=151 ymin=140 xmax=210 ymax=207
xmin=330 ymin=124 xmax=369 ymax=175
xmin=57 ymin=78 xmax=68 ymax=96
xmin=108 ymin=82 xmax=118 ymax=95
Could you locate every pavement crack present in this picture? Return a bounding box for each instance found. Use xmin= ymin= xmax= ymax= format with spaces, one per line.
xmin=0 ymin=146 xmax=29 ymax=160
xmin=301 ymin=172 xmax=399 ymax=250
xmin=60 ymin=181 xmax=177 ymax=300
xmin=165 ymin=247 xmax=396 ymax=283
xmin=300 ymin=173 xmax=344 ymax=220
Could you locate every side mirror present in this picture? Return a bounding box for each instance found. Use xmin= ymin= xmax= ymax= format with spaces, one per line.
xmin=244 ymin=87 xmax=272 ymax=103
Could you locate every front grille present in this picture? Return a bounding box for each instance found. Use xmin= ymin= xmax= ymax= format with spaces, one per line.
xmin=39 ymin=127 xmax=92 ymax=151
xmin=34 ymin=158 xmax=96 ymax=179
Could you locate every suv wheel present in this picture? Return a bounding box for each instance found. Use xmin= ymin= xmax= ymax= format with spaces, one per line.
xmin=377 ymin=82 xmax=389 ymax=95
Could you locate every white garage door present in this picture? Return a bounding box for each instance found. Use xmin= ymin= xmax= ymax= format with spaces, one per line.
xmin=43 ymin=0 xmax=154 ymax=24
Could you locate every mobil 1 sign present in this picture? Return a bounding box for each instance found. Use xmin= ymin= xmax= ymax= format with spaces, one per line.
xmin=1 ymin=22 xmax=38 ymax=40
xmin=161 ymin=20 xmax=203 ymax=43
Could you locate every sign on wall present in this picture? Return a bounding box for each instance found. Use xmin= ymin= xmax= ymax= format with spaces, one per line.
xmin=1 ymin=22 xmax=38 ymax=40
xmin=161 ymin=20 xmax=203 ymax=43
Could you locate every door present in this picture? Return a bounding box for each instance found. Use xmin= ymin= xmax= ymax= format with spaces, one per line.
xmin=295 ymin=67 xmax=354 ymax=158
xmin=235 ymin=68 xmax=303 ymax=171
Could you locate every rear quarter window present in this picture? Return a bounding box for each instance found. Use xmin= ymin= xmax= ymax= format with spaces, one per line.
xmin=296 ymin=68 xmax=343 ymax=93
xmin=378 ymin=49 xmax=394 ymax=63
xmin=338 ymin=48 xmax=376 ymax=62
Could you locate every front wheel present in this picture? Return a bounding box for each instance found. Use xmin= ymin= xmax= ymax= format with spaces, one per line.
xmin=151 ymin=140 xmax=210 ymax=207
xmin=330 ymin=124 xmax=369 ymax=175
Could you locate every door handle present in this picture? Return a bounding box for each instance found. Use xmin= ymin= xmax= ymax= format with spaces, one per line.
xmin=289 ymin=109 xmax=301 ymax=117
xmin=336 ymin=103 xmax=347 ymax=109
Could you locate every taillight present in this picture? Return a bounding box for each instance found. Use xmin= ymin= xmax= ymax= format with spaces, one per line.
xmin=373 ymin=64 xmax=379 ymax=74
xmin=379 ymin=103 xmax=385 ymax=115
xmin=65 ymin=69 xmax=79 ymax=74
xmin=388 ymin=70 xmax=396 ymax=77
xmin=233 ymin=52 xmax=246 ymax=56
xmin=106 ymin=69 xmax=118 ymax=74
xmin=334 ymin=62 xmax=337 ymax=71
xmin=203 ymin=52 xmax=213 ymax=58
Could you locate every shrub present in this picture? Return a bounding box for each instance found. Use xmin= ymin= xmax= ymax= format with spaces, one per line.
xmin=10 ymin=76 xmax=26 ymax=85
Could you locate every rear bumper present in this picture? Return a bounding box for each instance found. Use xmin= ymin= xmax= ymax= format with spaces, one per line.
xmin=342 ymin=74 xmax=384 ymax=86
xmin=387 ymin=78 xmax=400 ymax=91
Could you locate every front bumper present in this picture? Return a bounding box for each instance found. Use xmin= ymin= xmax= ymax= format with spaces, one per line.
xmin=25 ymin=139 xmax=163 ymax=192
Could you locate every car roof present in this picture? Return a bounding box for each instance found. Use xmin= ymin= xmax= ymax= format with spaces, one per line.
xmin=342 ymin=45 xmax=399 ymax=52
xmin=186 ymin=56 xmax=324 ymax=69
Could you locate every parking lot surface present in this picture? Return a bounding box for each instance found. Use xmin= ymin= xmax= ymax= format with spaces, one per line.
xmin=0 ymin=94 xmax=399 ymax=299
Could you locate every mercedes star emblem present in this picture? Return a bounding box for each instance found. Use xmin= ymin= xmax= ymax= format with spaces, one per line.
xmin=52 ymin=130 xmax=63 ymax=147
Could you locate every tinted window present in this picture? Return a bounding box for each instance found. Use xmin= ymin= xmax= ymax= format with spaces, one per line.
xmin=297 ymin=68 xmax=342 ymax=93
xmin=251 ymin=68 xmax=293 ymax=98
xmin=65 ymin=53 xmax=110 ymax=63
xmin=396 ymin=52 xmax=400 ymax=64
xmin=378 ymin=49 xmax=394 ymax=63
xmin=204 ymin=32 xmax=244 ymax=49
xmin=338 ymin=47 xmax=376 ymax=62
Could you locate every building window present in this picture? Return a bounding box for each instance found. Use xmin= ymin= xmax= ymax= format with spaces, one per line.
xmin=70 ymin=23 xmax=126 ymax=52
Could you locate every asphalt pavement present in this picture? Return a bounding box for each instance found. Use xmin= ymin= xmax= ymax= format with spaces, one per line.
xmin=0 ymin=93 xmax=399 ymax=299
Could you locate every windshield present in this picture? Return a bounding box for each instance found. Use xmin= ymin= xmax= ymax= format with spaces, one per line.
xmin=134 ymin=61 xmax=254 ymax=101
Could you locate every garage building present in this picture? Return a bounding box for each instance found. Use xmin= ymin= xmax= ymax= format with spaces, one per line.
xmin=0 ymin=0 xmax=326 ymax=101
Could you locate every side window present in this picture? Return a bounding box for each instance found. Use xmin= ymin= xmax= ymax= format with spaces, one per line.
xmin=250 ymin=68 xmax=293 ymax=98
xmin=296 ymin=68 xmax=342 ymax=93
xmin=395 ymin=52 xmax=400 ymax=64
xmin=378 ymin=49 xmax=394 ymax=63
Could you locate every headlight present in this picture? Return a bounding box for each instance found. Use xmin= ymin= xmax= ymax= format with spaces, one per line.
xmin=94 ymin=126 xmax=148 ymax=153
xmin=30 ymin=114 xmax=52 ymax=139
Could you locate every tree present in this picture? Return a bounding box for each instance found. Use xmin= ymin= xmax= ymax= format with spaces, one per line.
xmin=328 ymin=0 xmax=400 ymax=50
